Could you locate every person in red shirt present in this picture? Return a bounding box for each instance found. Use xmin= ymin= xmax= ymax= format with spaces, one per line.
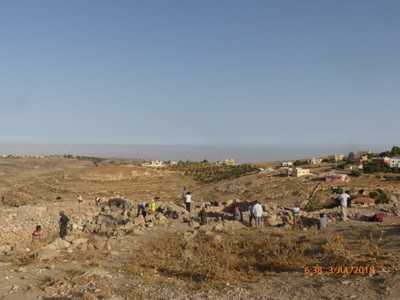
xmin=32 ymin=225 xmax=42 ymax=242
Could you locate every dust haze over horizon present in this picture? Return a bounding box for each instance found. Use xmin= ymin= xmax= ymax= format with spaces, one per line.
xmin=0 ymin=142 xmax=392 ymax=163
xmin=1 ymin=1 xmax=399 ymax=157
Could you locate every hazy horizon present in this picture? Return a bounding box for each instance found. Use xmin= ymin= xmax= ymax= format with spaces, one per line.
xmin=0 ymin=142 xmax=392 ymax=163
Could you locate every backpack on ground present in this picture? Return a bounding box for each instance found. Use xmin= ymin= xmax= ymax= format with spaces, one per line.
xmin=369 ymin=213 xmax=384 ymax=222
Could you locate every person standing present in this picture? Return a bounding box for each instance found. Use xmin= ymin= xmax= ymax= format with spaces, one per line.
xmin=150 ymin=197 xmax=158 ymax=213
xmin=76 ymin=195 xmax=83 ymax=204
xmin=318 ymin=213 xmax=327 ymax=230
xmin=122 ymin=198 xmax=131 ymax=219
xmin=137 ymin=201 xmax=147 ymax=216
xmin=339 ymin=190 xmax=350 ymax=221
xmin=293 ymin=205 xmax=301 ymax=228
xmin=252 ymin=201 xmax=263 ymax=228
xmin=198 ymin=204 xmax=208 ymax=225
xmin=184 ymin=192 xmax=192 ymax=212
xmin=248 ymin=202 xmax=255 ymax=227
xmin=59 ymin=211 xmax=69 ymax=239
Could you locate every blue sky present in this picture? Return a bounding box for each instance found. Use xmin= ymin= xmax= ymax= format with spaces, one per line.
xmin=0 ymin=1 xmax=399 ymax=161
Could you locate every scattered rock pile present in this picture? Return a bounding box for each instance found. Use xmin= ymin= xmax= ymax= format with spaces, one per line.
xmin=1 ymin=196 xmax=399 ymax=263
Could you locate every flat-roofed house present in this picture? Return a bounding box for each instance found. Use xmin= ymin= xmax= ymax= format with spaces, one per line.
xmin=352 ymin=197 xmax=376 ymax=206
xmin=390 ymin=157 xmax=400 ymax=168
xmin=326 ymin=174 xmax=349 ymax=183
xmin=308 ymin=158 xmax=323 ymax=164
xmin=293 ymin=167 xmax=310 ymax=177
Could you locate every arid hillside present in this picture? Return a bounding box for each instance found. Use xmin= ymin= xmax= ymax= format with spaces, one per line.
xmin=0 ymin=157 xmax=399 ymax=300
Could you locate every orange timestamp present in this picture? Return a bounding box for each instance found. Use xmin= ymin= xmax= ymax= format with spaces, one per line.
xmin=304 ymin=265 xmax=375 ymax=275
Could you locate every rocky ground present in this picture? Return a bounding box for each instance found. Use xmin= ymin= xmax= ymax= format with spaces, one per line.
xmin=0 ymin=157 xmax=399 ymax=299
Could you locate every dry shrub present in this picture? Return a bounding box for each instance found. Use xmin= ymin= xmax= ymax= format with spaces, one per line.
xmin=322 ymin=234 xmax=356 ymax=266
xmin=248 ymin=233 xmax=312 ymax=272
xmin=83 ymin=292 xmax=97 ymax=300
xmin=1 ymin=190 xmax=32 ymax=207
xmin=127 ymin=230 xmax=313 ymax=286
xmin=37 ymin=267 xmax=113 ymax=299
xmin=358 ymin=229 xmax=399 ymax=268
xmin=322 ymin=229 xmax=399 ymax=268
xmin=68 ymin=246 xmax=105 ymax=263
xmin=8 ymin=250 xmax=39 ymax=266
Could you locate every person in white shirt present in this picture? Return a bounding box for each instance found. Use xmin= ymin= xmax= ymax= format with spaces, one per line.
xmin=338 ymin=191 xmax=350 ymax=221
xmin=252 ymin=201 xmax=263 ymax=228
xmin=184 ymin=192 xmax=192 ymax=212
xmin=76 ymin=195 xmax=83 ymax=204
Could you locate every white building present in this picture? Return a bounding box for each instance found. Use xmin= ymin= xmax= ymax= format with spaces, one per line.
xmin=293 ymin=167 xmax=311 ymax=177
xmin=308 ymin=158 xmax=323 ymax=164
xmin=329 ymin=154 xmax=344 ymax=162
xmin=280 ymin=161 xmax=293 ymax=167
xmin=151 ymin=160 xmax=164 ymax=166
xmin=223 ymin=158 xmax=237 ymax=166
xmin=390 ymin=157 xmax=400 ymax=168
xmin=142 ymin=160 xmax=165 ymax=167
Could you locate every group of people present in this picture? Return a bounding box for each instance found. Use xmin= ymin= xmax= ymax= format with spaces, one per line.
xmin=32 ymin=195 xmax=159 ymax=242
xmin=136 ymin=197 xmax=158 ymax=221
xmin=247 ymin=201 xmax=264 ymax=228
xmin=315 ymin=190 xmax=350 ymax=231
xmin=32 ymin=210 xmax=70 ymax=243
xmin=229 ymin=202 xmax=264 ymax=228
xmin=296 ymin=190 xmax=351 ymax=232
xmin=32 ymin=188 xmax=354 ymax=243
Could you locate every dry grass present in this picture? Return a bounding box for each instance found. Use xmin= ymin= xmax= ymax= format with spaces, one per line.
xmin=124 ymin=229 xmax=313 ymax=287
xmin=321 ymin=227 xmax=399 ymax=269
xmin=6 ymin=225 xmax=399 ymax=298
xmin=120 ymin=226 xmax=400 ymax=289
xmin=35 ymin=267 xmax=113 ymax=299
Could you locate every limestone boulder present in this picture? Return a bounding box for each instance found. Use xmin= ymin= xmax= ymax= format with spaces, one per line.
xmin=38 ymin=248 xmax=60 ymax=261
xmin=71 ymin=238 xmax=89 ymax=248
xmin=89 ymin=236 xmax=106 ymax=250
xmin=132 ymin=228 xmax=144 ymax=236
xmin=156 ymin=215 xmax=166 ymax=223
xmin=225 ymin=199 xmax=234 ymax=206
xmin=0 ymin=245 xmax=12 ymax=255
xmin=145 ymin=214 xmax=155 ymax=222
xmin=56 ymin=239 xmax=71 ymax=249
xmin=191 ymin=221 xmax=200 ymax=229
xmin=213 ymin=223 xmax=225 ymax=232
xmin=265 ymin=215 xmax=282 ymax=227
xmin=64 ymin=235 xmax=75 ymax=243
xmin=133 ymin=215 xmax=146 ymax=226
xmin=158 ymin=202 xmax=188 ymax=219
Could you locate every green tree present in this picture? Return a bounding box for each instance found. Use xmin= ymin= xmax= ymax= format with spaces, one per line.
xmin=390 ymin=146 xmax=400 ymax=157
xmin=363 ymin=162 xmax=389 ymax=173
xmin=294 ymin=160 xmax=307 ymax=166
xmin=350 ymin=170 xmax=362 ymax=177
xmin=379 ymin=151 xmax=390 ymax=157
xmin=347 ymin=152 xmax=355 ymax=163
